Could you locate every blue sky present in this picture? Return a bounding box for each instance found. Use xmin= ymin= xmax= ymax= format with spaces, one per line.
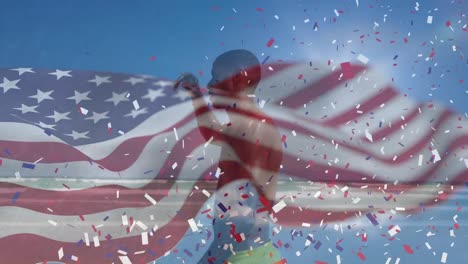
xmin=1 ymin=1 xmax=467 ymax=263
xmin=1 ymin=0 xmax=467 ymax=115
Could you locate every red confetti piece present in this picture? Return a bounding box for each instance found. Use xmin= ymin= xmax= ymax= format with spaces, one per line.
xmin=79 ymin=215 xmax=85 ymax=221
xmin=403 ymin=244 xmax=414 ymax=254
xmin=149 ymin=56 xmax=156 ymax=61
xmin=199 ymin=70 xmax=203 ymax=77
xmin=316 ymin=261 xmax=328 ymax=264
xmin=454 ymin=223 xmax=460 ymax=229
xmin=357 ymin=252 xmax=366 ymax=261
xmin=266 ymin=38 xmax=275 ymax=47
xmin=297 ymin=74 xmax=303 ymax=80
xmin=445 ymin=20 xmax=451 ymax=27
xmin=256 ymin=7 xmax=264 ymax=12
xmin=340 ymin=62 xmax=354 ymax=80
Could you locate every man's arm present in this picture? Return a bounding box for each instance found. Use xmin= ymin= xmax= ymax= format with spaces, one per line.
xmin=174 ymin=73 xmax=223 ymax=139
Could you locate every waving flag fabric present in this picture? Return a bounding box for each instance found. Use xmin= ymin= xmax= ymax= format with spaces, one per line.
xmin=0 ymin=63 xmax=466 ymax=264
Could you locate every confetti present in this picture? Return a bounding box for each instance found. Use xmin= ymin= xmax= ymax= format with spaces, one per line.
xmin=431 ymin=149 xmax=441 ymax=163
xmin=188 ymin=218 xmax=198 ymax=232
xmin=58 ymin=247 xmax=64 ymax=260
xmin=272 ymin=200 xmax=286 ymax=213
xmin=427 ymin=16 xmax=433 ymax=24
xmin=388 ymin=225 xmax=401 ymax=237
xmin=132 ymin=100 xmax=140 ymax=110
xmin=441 ymin=252 xmax=448 ymax=263
xmin=144 ymin=193 xmax=157 ymax=205
xmin=357 ymin=54 xmax=369 ymax=64
xmin=93 ymin=236 xmax=100 ymax=247
xmin=141 ymin=232 xmax=148 ymax=245
xmin=340 ymin=62 xmax=354 ymax=80
xmin=266 ymin=38 xmax=275 ymax=48
xmin=119 ymin=256 xmax=132 ymax=264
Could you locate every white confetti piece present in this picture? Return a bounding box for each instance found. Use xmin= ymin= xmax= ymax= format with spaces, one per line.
xmin=144 ymin=193 xmax=157 ymax=205
xmin=427 ymin=16 xmax=433 ymax=24
xmin=395 ymin=207 xmax=406 ymax=211
xmin=188 ymin=218 xmax=198 ymax=232
xmin=172 ymin=162 xmax=178 ymax=170
xmin=274 ymin=15 xmax=279 ymax=19
xmin=220 ymin=26 xmax=224 ymax=31
xmin=395 ymin=258 xmax=400 ymax=264
xmin=292 ymin=130 xmax=297 ymax=136
xmin=337 ymin=255 xmax=341 ymax=264
xmin=119 ymin=256 xmax=133 ymax=264
xmin=141 ymin=232 xmax=148 ymax=245
xmin=132 ymin=100 xmax=140 ymax=110
xmin=432 ymin=149 xmax=441 ymax=163
xmin=385 ymin=258 xmax=392 ymax=264
xmin=441 ymin=252 xmax=448 ymax=263
xmin=464 ymin=159 xmax=468 ymax=168
xmin=80 ymin=107 xmax=88 ymax=115
xmin=204 ymin=136 xmax=214 ymax=148
xmin=118 ymin=250 xmax=127 ymax=255
xmin=202 ymin=189 xmax=211 ymax=197
xmin=388 ymin=225 xmax=401 ymax=237
xmin=136 ymin=220 xmax=148 ymax=231
xmin=352 ymin=197 xmax=361 ymax=204
xmin=14 ymin=171 xmax=20 ymax=179
xmin=334 ymin=9 xmax=339 ymax=17
xmin=93 ymin=236 xmax=100 ymax=247
xmin=355 ymin=0 xmax=359 ymax=7
xmin=173 ymin=127 xmax=179 ymax=140
xmin=365 ymin=129 xmax=373 ymax=142
xmin=450 ymin=229 xmax=455 ymax=237
xmin=215 ymin=167 xmax=222 ymax=178
xmin=296 ymin=251 xmax=301 ymax=256
xmin=122 ymin=214 xmax=129 ymax=226
xmin=71 ymin=255 xmax=78 ymax=261
xmin=259 ymin=99 xmax=266 ymax=108
xmin=48 ymin=220 xmax=57 ymax=226
xmin=302 ymin=223 xmax=311 ymax=227
xmin=272 ymin=200 xmax=286 ymax=213
xmin=357 ymin=54 xmax=369 ymax=64
xmin=425 ymin=242 xmax=432 ymax=249
xmin=314 ymin=191 xmax=321 ymax=198
xmin=304 ymin=18 xmax=310 ymax=23
xmin=418 ymin=154 xmax=424 ymax=166
xmin=84 ymin=232 xmax=90 ymax=246
xmin=58 ymin=247 xmax=64 ymax=260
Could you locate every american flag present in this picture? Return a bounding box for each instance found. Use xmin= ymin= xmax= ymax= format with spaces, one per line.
xmin=0 ymin=62 xmax=466 ymax=264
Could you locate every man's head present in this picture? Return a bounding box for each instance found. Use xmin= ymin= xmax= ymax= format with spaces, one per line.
xmin=207 ymin=49 xmax=261 ymax=99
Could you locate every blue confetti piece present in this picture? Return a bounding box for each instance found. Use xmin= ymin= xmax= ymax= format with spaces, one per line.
xmin=366 ymin=212 xmax=379 ymax=226
xmin=103 ymin=216 xmax=109 ymax=221
xmin=4 ymin=149 xmax=12 ymax=156
xmin=12 ymin=192 xmax=20 ymax=203
xmin=22 ymin=163 xmax=35 ymax=169
xmin=314 ymin=241 xmax=322 ymax=250
xmin=144 ymin=170 xmax=153 ymax=174
xmin=217 ymin=202 xmax=228 ymax=213
xmin=261 ymin=55 xmax=270 ymax=65
xmin=148 ymin=249 xmax=157 ymax=257
xmin=184 ymin=249 xmax=193 ymax=257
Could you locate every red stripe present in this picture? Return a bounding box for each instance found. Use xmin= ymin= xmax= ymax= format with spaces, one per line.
xmin=322 ymin=86 xmax=399 ymax=127
xmin=277 ymin=64 xmax=367 ymax=108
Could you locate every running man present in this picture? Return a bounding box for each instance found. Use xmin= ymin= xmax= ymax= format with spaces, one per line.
xmin=173 ymin=49 xmax=285 ymax=264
